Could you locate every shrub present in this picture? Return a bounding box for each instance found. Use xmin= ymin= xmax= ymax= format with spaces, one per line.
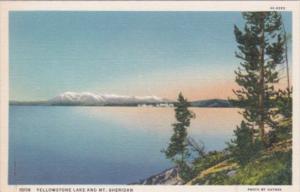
xmin=228 ymin=121 xmax=263 ymax=166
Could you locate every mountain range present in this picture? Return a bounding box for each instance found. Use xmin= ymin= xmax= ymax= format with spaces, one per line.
xmin=10 ymin=92 xmax=233 ymax=107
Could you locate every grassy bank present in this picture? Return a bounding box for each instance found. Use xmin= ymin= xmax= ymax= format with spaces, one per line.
xmin=186 ymin=139 xmax=292 ymax=185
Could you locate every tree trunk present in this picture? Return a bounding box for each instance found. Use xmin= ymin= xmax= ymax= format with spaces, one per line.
xmin=282 ymin=22 xmax=290 ymax=91
xmin=258 ymin=13 xmax=265 ymax=143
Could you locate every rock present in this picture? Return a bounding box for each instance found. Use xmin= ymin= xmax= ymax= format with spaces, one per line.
xmin=227 ymin=170 xmax=237 ymax=177
xmin=132 ymin=167 xmax=183 ymax=185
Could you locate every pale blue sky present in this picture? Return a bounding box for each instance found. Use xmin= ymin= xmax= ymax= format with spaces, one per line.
xmin=9 ymin=11 xmax=292 ymax=101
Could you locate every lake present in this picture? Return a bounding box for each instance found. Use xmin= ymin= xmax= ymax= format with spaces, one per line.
xmin=9 ymin=106 xmax=242 ymax=184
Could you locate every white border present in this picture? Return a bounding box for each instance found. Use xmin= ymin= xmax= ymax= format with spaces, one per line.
xmin=0 ymin=1 xmax=299 ymax=192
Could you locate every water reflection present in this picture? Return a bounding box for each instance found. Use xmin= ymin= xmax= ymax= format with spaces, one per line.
xmin=75 ymin=107 xmax=242 ymax=136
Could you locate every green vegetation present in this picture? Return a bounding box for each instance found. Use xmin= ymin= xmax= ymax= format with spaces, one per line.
xmin=231 ymin=12 xmax=286 ymax=144
xmin=226 ymin=150 xmax=292 ymax=185
xmin=162 ymin=12 xmax=292 ymax=185
xmin=189 ymin=140 xmax=291 ymax=185
xmin=163 ymin=92 xmax=196 ymax=182
xmin=227 ymin=121 xmax=263 ymax=166
xmin=193 ymin=151 xmax=230 ymax=174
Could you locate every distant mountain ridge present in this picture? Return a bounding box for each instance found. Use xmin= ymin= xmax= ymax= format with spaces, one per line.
xmin=10 ymin=92 xmax=233 ymax=107
xmin=190 ymin=99 xmax=232 ymax=107
xmin=49 ymin=92 xmax=170 ymax=106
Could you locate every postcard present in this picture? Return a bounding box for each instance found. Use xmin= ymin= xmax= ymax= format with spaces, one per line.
xmin=0 ymin=1 xmax=299 ymax=192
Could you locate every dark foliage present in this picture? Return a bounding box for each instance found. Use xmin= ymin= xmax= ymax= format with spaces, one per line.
xmin=228 ymin=121 xmax=263 ymax=166
xmin=231 ymin=12 xmax=285 ymax=143
xmin=163 ymin=93 xmax=196 ymax=181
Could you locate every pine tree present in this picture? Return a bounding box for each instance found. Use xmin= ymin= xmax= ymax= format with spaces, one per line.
xmin=228 ymin=121 xmax=262 ymax=166
xmin=232 ymin=12 xmax=285 ymax=144
xmin=164 ymin=93 xmax=195 ymax=164
xmin=163 ymin=93 xmax=196 ymax=182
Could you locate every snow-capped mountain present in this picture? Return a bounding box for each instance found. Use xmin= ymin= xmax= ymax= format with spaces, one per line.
xmin=49 ymin=92 xmax=171 ymax=106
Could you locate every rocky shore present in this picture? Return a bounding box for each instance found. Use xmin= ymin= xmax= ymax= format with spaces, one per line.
xmin=132 ymin=167 xmax=183 ymax=185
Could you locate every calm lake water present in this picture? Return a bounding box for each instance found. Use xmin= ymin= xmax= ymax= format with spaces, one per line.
xmin=9 ymin=106 xmax=242 ymax=184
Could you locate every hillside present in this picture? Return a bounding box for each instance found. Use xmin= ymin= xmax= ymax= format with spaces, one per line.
xmin=136 ymin=139 xmax=292 ymax=185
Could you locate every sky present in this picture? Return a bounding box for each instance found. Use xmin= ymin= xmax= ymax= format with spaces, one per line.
xmin=9 ymin=11 xmax=292 ymax=101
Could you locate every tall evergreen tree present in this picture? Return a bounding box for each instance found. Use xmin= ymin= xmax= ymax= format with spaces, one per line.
xmin=232 ymin=12 xmax=285 ymax=144
xmin=164 ymin=93 xmax=195 ymax=164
